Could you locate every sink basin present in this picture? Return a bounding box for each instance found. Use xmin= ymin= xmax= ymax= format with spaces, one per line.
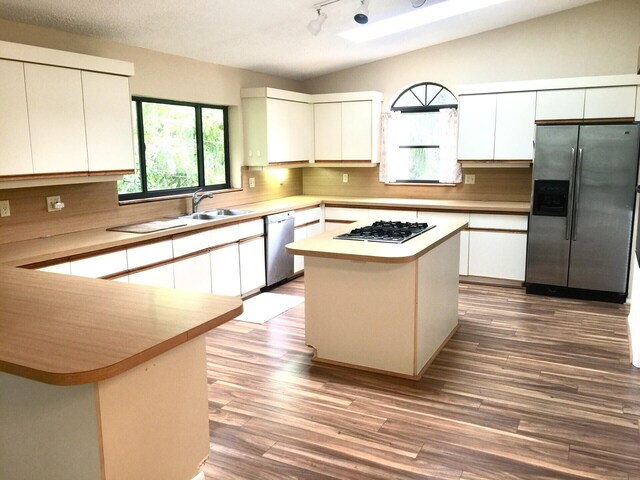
xmin=179 ymin=209 xmax=254 ymax=221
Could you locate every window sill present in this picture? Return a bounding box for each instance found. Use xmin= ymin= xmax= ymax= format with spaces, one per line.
xmin=118 ymin=187 xmax=243 ymax=206
xmin=384 ymin=182 xmax=457 ymax=187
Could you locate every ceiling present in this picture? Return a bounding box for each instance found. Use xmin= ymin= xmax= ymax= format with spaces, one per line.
xmin=0 ymin=0 xmax=601 ymax=81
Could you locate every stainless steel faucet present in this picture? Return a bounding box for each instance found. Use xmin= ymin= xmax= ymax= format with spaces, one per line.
xmin=192 ymin=189 xmax=215 ymax=213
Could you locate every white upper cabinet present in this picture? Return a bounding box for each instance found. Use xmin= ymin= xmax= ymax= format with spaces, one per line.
xmin=0 ymin=60 xmax=32 ymax=176
xmin=535 ymin=89 xmax=585 ymax=121
xmin=24 ymin=63 xmax=88 ymax=174
xmin=457 ymin=94 xmax=496 ymax=160
xmin=289 ymin=100 xmax=313 ymax=162
xmin=494 ymin=91 xmax=536 ymax=160
xmin=341 ymin=101 xmax=373 ymax=161
xmin=313 ymin=103 xmax=342 ymax=161
xmin=82 ymin=71 xmax=134 ymax=173
xmin=583 ymin=86 xmax=637 ymax=119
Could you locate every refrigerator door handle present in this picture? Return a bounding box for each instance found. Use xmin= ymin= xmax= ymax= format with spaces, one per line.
xmin=572 ymin=148 xmax=584 ymax=241
xmin=565 ymin=147 xmax=577 ymax=240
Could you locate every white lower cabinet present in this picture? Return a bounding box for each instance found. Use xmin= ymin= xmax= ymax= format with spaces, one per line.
xmin=417 ymin=211 xmax=470 ymax=276
xmin=293 ymin=227 xmax=306 ymax=274
xmin=70 ymin=250 xmax=128 ymax=278
xmin=37 ymin=262 xmax=71 ymax=275
xmin=210 ymin=243 xmax=241 ymax=297
xmin=468 ymin=231 xmax=527 ymax=281
xmin=369 ymin=209 xmax=417 ymax=221
xmin=128 ymin=264 xmax=174 ymax=288
xmin=173 ymin=253 xmax=212 ymax=294
xmin=239 ymin=237 xmax=266 ymax=295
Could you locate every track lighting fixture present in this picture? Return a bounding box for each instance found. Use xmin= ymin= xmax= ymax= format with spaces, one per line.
xmin=308 ymin=8 xmax=328 ymax=35
xmin=410 ymin=0 xmax=427 ymax=7
xmin=354 ymin=0 xmax=370 ymax=24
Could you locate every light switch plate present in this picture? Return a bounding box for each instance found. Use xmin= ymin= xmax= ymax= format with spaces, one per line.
xmin=342 ymin=173 xmax=349 ymax=183
xmin=0 ymin=200 xmax=10 ymax=217
xmin=464 ymin=174 xmax=476 ymax=185
xmin=249 ymin=177 xmax=256 ymax=188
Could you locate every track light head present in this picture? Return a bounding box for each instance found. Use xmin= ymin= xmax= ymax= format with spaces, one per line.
xmin=410 ymin=0 xmax=427 ymax=7
xmin=308 ymin=9 xmax=328 ymax=35
xmin=354 ymin=0 xmax=370 ymax=24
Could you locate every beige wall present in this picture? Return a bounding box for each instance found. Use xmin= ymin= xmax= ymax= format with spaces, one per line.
xmin=302 ymin=0 xmax=640 ymax=109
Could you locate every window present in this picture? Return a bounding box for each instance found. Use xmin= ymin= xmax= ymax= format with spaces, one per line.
xmin=118 ymin=97 xmax=230 ymax=199
xmin=389 ymin=82 xmax=457 ymax=183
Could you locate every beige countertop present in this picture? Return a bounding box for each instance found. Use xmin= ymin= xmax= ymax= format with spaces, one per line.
xmin=286 ymin=219 xmax=468 ymax=263
xmin=0 ymin=195 xmax=529 ymax=268
xmin=0 ymin=267 xmax=242 ymax=385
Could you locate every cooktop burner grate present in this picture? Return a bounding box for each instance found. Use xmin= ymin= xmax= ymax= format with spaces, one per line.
xmin=334 ymin=221 xmax=436 ymax=244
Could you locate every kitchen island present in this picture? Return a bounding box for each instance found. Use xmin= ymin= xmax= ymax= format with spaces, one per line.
xmin=0 ymin=267 xmax=242 ymax=480
xmin=286 ymin=218 xmax=467 ymax=379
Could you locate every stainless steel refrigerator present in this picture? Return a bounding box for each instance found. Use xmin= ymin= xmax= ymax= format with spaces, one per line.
xmin=526 ymin=124 xmax=640 ymax=302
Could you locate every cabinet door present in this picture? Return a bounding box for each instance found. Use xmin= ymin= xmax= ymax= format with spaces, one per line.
xmin=266 ymin=98 xmax=289 ymax=163
xmin=457 ymin=94 xmax=497 ymax=160
xmin=342 ymin=101 xmax=372 ymax=161
xmin=174 ymin=253 xmax=212 ymax=293
xmin=210 ymin=243 xmax=241 ymax=296
xmin=82 ymin=71 xmax=134 ymax=172
xmin=494 ymin=91 xmax=536 ymax=160
xmin=293 ymin=226 xmax=307 ymax=274
xmin=0 ymin=60 xmax=32 ymax=176
xmin=535 ymin=89 xmax=585 ymax=121
xmin=468 ymin=231 xmax=527 ymax=281
xmin=239 ymin=237 xmax=266 ymax=295
xmin=314 ymin=103 xmax=341 ymax=161
xmin=24 ymin=64 xmax=88 ymax=174
xmin=288 ymin=101 xmax=312 ymax=162
xmin=129 ymin=264 xmax=174 ymax=288
xmin=584 ymin=86 xmax=637 ymax=119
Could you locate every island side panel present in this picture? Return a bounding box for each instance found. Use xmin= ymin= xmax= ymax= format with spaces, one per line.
xmin=415 ymin=233 xmax=461 ymax=375
xmin=97 ymin=334 xmax=210 ymax=480
xmin=0 ymin=373 xmax=102 ymax=480
xmin=304 ymin=256 xmax=417 ymax=376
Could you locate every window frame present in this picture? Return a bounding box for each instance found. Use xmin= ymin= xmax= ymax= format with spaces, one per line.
xmin=389 ymin=82 xmax=458 ymax=184
xmin=118 ymin=96 xmax=231 ymax=201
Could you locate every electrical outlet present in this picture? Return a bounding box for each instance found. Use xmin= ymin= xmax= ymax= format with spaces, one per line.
xmin=46 ymin=195 xmax=64 ymax=212
xmin=249 ymin=177 xmax=256 ymax=188
xmin=0 ymin=200 xmax=10 ymax=217
xmin=342 ymin=173 xmax=349 ymax=183
xmin=464 ymin=174 xmax=476 ymax=185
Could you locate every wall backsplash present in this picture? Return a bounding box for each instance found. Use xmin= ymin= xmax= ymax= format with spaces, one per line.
xmin=302 ymin=166 xmax=532 ymax=202
xmin=0 ymin=167 xmax=302 ymax=245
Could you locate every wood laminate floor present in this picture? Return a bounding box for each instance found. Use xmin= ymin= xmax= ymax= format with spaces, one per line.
xmin=203 ymin=278 xmax=640 ymax=479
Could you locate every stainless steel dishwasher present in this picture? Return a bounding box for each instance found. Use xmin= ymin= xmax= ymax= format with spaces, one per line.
xmin=264 ymin=211 xmax=295 ymax=286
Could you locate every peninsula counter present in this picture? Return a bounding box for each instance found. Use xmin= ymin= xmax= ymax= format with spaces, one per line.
xmin=286 ymin=219 xmax=467 ymax=379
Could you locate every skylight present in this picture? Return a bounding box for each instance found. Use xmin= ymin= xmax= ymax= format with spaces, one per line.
xmin=339 ymin=0 xmax=511 ymax=43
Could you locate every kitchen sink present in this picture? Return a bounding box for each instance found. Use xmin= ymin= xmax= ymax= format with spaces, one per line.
xmin=179 ymin=209 xmax=254 ymax=221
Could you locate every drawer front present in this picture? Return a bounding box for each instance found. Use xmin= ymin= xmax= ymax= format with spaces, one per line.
xmin=324 ymin=206 xmax=368 ymax=221
xmin=128 ymin=264 xmax=174 ymax=288
xmin=294 ymin=207 xmax=322 ymax=227
xmin=417 ymin=211 xmax=470 ymax=226
xmin=369 ymin=208 xmax=417 ymax=221
xmin=210 ymin=223 xmax=240 ymax=247
xmin=469 ymin=213 xmax=528 ymax=231
xmin=126 ymin=240 xmax=173 ymax=269
xmin=37 ymin=262 xmax=71 ymax=275
xmin=238 ymin=218 xmax=264 ymax=239
xmin=70 ymin=250 xmax=128 ymax=278
xmin=173 ymin=230 xmax=214 ymax=257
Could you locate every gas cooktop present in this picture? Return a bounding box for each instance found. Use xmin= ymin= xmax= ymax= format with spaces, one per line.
xmin=334 ymin=221 xmax=436 ymax=244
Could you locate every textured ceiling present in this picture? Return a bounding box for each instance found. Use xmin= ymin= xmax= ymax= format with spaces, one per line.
xmin=0 ymin=0 xmax=601 ymax=80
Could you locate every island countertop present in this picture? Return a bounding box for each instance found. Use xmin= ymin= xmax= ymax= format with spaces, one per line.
xmin=286 ymin=219 xmax=468 ymax=263
xmin=0 ymin=267 xmax=243 ymax=386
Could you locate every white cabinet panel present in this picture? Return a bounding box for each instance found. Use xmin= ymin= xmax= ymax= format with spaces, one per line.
xmin=126 ymin=240 xmax=173 ymax=269
xmin=468 ymin=231 xmax=527 ymax=281
xmin=417 ymin=211 xmax=470 ymax=275
xmin=24 ymin=64 xmax=88 ymax=174
xmin=239 ymin=237 xmax=266 ymax=295
xmin=459 ymin=231 xmax=470 ymax=276
xmin=314 ymin=103 xmax=341 ymax=161
xmin=368 ymin=209 xmax=417 ymax=221
xmin=173 ymin=230 xmax=214 ymax=257
xmin=0 ymin=60 xmax=32 ymax=176
xmin=457 ymin=94 xmax=497 ymax=160
xmin=324 ymin=221 xmax=347 ymax=232
xmin=174 ymin=253 xmax=212 ymax=294
xmin=324 ymin=206 xmax=368 ymax=221
xmin=70 ymin=250 xmax=128 ymax=278
xmin=293 ymin=226 xmax=306 ymax=274
xmin=494 ymin=91 xmax=536 ymax=160
xmin=342 ymin=101 xmax=372 ymax=161
xmin=584 ymin=86 xmax=637 ymax=119
xmin=82 ymin=71 xmax=134 ymax=172
xmin=636 ymin=87 xmax=640 ymax=121
xmin=535 ymin=89 xmax=585 ymax=121
xmin=210 ymin=243 xmax=241 ymax=297
xmin=37 ymin=262 xmax=71 ymax=275
xmin=469 ymin=213 xmax=528 ymax=230
xmin=210 ymin=223 xmax=240 ymax=247
xmin=113 ymin=275 xmax=129 ymax=283
xmin=238 ymin=218 xmax=264 ymax=239
xmin=129 ymin=264 xmax=174 ymax=288
xmin=266 ymin=98 xmax=289 ymax=163
xmin=289 ymin=101 xmax=313 ymax=162
xmin=294 ymin=207 xmax=322 ymax=227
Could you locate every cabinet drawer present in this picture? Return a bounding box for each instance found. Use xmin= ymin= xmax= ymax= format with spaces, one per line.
xmin=324 ymin=206 xmax=368 ymax=221
xmin=417 ymin=211 xmax=470 ymax=225
xmin=128 ymin=264 xmax=174 ymax=288
xmin=172 ymin=230 xmax=214 ymax=257
xmin=70 ymin=250 xmax=128 ymax=278
xmin=294 ymin=207 xmax=321 ymax=227
xmin=238 ymin=218 xmax=264 ymax=239
xmin=469 ymin=213 xmax=528 ymax=231
xmin=210 ymin=223 xmax=240 ymax=247
xmin=369 ymin=208 xmax=417 ymax=221
xmin=37 ymin=262 xmax=71 ymax=275
xmin=126 ymin=240 xmax=173 ymax=269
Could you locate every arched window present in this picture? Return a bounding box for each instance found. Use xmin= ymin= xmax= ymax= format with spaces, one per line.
xmin=387 ymin=82 xmax=458 ymax=183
